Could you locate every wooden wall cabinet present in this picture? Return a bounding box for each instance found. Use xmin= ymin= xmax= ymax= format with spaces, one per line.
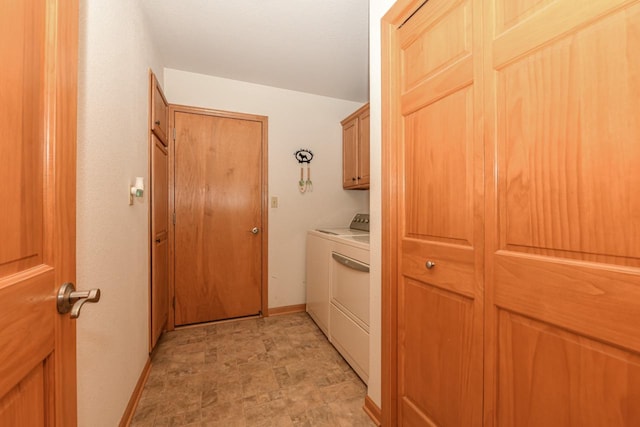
xmin=151 ymin=74 xmax=169 ymax=146
xmin=341 ymin=103 xmax=370 ymax=189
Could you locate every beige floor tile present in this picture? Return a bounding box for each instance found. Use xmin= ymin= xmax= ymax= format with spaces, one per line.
xmin=132 ymin=313 xmax=374 ymax=427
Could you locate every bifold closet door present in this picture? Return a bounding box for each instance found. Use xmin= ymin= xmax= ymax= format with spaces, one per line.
xmin=484 ymin=0 xmax=640 ymax=425
xmin=392 ymin=0 xmax=485 ymax=425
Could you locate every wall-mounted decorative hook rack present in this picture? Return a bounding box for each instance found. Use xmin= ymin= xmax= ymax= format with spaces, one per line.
xmin=294 ymin=149 xmax=314 ymax=193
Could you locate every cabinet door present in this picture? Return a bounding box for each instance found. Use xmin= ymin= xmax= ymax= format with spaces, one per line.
xmin=357 ymin=107 xmax=370 ymax=187
xmin=393 ymin=0 xmax=484 ymax=425
xmin=150 ymin=134 xmax=168 ymax=349
xmin=484 ymin=1 xmax=640 ymax=425
xmin=151 ymin=74 xmax=168 ymax=145
xmin=342 ymin=116 xmax=358 ymax=188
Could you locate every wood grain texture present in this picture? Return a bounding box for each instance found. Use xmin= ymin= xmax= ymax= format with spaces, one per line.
xmin=381 ymin=4 xmax=406 ymax=422
xmin=150 ymin=132 xmax=169 ymax=350
xmin=0 ymin=363 xmax=47 ymax=426
xmin=151 ymin=136 xmax=169 ymax=238
xmin=0 ymin=269 xmax=54 ymax=399
xmin=404 ymin=87 xmax=474 ymax=245
xmin=151 ymin=73 xmax=168 ymax=145
xmin=267 ymin=304 xmax=306 ymax=317
xmin=0 ymin=0 xmax=45 ymax=278
xmin=494 ymin=0 xmax=554 ymax=34
xmin=401 ymin=0 xmax=471 ymax=91
xmin=0 ymin=0 xmax=79 ymax=424
xmin=484 ymin=1 xmax=640 ymax=426
xmin=342 ymin=115 xmax=359 ymax=187
xmin=341 ymin=103 xmax=370 ymax=189
xmin=173 ymin=108 xmax=267 ymax=325
xmin=363 ymin=395 xmax=382 ymax=426
xmin=118 ymin=357 xmax=151 ymax=427
xmin=357 ymin=107 xmax=370 ymax=186
xmin=50 ymin=0 xmax=80 ymax=423
xmin=394 ymin=0 xmax=485 ymax=425
xmin=498 ymin=5 xmax=640 ymax=262
xmin=399 ymin=278 xmax=476 ymax=426
xmin=497 ymin=311 xmax=640 ymax=426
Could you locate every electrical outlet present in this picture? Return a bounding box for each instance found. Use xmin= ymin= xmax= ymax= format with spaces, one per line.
xmin=270 ymin=196 xmax=278 ymax=208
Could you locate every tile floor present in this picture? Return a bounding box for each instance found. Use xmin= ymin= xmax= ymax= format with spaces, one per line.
xmin=131 ymin=312 xmax=375 ymax=427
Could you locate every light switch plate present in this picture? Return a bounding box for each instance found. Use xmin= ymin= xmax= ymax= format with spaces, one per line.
xmin=270 ymin=196 xmax=278 ymax=208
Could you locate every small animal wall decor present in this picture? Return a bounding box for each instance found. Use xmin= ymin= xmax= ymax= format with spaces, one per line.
xmin=294 ymin=149 xmax=314 ymax=193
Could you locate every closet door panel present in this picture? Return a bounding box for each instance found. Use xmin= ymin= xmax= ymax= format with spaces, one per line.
xmin=486 ymin=1 xmax=640 ymax=425
xmin=399 ymin=278 xmax=475 ymax=426
xmin=404 ymin=88 xmax=474 ymax=245
xmin=396 ymin=0 xmax=484 ymax=425
xmin=401 ymin=0 xmax=472 ymax=91
xmin=496 ymin=311 xmax=640 ymax=426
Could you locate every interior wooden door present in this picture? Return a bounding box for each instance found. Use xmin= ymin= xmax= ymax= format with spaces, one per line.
xmin=484 ymin=0 xmax=640 ymax=425
xmin=173 ymin=108 xmax=267 ymax=326
xmin=388 ymin=0 xmax=485 ymax=425
xmin=0 ymin=0 xmax=78 ymax=424
xmin=151 ymin=134 xmax=169 ymax=349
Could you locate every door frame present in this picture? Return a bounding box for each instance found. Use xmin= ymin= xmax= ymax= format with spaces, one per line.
xmin=167 ymin=104 xmax=269 ymax=329
xmin=380 ymin=0 xmax=429 ymax=424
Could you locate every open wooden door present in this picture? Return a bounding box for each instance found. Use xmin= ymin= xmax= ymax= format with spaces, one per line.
xmin=0 ymin=0 xmax=79 ymax=424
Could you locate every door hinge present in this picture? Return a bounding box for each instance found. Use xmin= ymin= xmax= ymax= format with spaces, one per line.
xmin=172 ymin=212 xmax=176 ymax=225
xmin=173 ymin=128 xmax=176 ymax=140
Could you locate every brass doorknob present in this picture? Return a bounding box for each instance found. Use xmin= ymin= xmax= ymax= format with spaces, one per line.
xmin=425 ymin=261 xmax=436 ymax=269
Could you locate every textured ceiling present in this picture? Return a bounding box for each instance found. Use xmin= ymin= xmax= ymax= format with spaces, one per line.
xmin=139 ymin=0 xmax=369 ymax=102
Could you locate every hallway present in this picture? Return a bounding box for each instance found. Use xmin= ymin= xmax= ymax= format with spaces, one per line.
xmin=131 ymin=313 xmax=374 ymax=426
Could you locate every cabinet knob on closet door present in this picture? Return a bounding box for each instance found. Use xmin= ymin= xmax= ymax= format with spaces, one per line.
xmin=352 ymin=177 xmax=356 ymax=181
xmin=425 ymin=260 xmax=436 ymax=269
xmin=155 ymin=120 xmax=161 ymax=125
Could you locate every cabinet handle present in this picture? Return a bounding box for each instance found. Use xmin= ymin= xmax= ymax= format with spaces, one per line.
xmin=425 ymin=261 xmax=436 ymax=269
xmin=352 ymin=177 xmax=356 ymax=181
xmin=155 ymin=120 xmax=161 ymax=125
xmin=357 ymin=176 xmax=361 ymax=179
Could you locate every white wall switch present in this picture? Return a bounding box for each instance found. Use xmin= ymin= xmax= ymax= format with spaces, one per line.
xmin=271 ymin=196 xmax=278 ymax=208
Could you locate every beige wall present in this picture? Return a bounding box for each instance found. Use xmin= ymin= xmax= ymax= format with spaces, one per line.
xmin=76 ymin=0 xmax=163 ymax=425
xmin=163 ymin=68 xmax=370 ymax=309
xmin=368 ymin=0 xmax=396 ymax=408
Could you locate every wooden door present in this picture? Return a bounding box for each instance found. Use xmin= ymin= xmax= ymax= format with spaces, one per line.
xmin=173 ymin=108 xmax=267 ymax=326
xmin=0 ymin=0 xmax=78 ymax=424
xmin=484 ymin=0 xmax=640 ymax=425
xmin=383 ymin=0 xmax=484 ymax=425
xmin=150 ymin=134 xmax=169 ymax=349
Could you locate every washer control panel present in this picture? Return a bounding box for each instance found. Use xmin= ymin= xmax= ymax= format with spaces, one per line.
xmin=349 ymin=213 xmax=370 ymax=232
